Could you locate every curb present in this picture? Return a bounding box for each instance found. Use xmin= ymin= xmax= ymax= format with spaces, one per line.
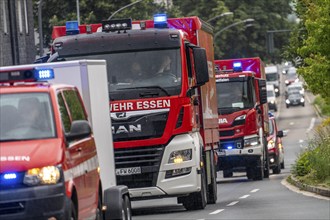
xmin=287 ymin=175 xmax=330 ymax=198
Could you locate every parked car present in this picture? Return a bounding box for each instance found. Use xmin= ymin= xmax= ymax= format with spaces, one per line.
xmin=267 ymin=84 xmax=278 ymax=111
xmin=267 ymin=112 xmax=284 ymax=174
xmin=286 ymin=91 xmax=305 ymax=108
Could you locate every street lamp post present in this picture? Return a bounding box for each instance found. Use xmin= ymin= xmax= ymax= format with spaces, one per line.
xmin=38 ymin=0 xmax=43 ymax=57
xmin=214 ymin=18 xmax=255 ymax=41
xmin=207 ymin=12 xmax=233 ymax=23
xmin=107 ymin=0 xmax=144 ymax=20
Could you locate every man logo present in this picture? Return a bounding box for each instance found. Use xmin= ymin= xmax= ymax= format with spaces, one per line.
xmin=116 ymin=112 xmax=126 ymax=119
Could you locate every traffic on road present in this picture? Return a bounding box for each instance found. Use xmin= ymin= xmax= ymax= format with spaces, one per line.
xmin=1 ymin=3 xmax=329 ymax=220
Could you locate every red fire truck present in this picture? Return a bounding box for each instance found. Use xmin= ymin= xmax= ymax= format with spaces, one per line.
xmin=0 ymin=61 xmax=131 ymax=220
xmin=214 ymin=58 xmax=270 ymax=180
xmin=49 ymin=14 xmax=219 ymax=210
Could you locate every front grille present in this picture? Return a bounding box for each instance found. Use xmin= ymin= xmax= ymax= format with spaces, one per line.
xmin=0 ymin=202 xmax=25 ymax=215
xmin=115 ymin=145 xmax=164 ymax=188
xmin=220 ymin=130 xmax=235 ymax=137
xmin=112 ymin=111 xmax=168 ymax=141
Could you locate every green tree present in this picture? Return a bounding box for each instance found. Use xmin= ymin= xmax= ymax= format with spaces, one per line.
xmin=286 ymin=0 xmax=330 ymax=104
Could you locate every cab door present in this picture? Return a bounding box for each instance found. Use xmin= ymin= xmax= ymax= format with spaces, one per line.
xmin=57 ymin=88 xmax=99 ymax=217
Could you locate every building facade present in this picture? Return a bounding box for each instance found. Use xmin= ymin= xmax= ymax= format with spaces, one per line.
xmin=0 ymin=0 xmax=35 ymax=66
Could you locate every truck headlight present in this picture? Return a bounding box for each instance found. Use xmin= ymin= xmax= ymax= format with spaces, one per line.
xmin=300 ymin=98 xmax=305 ymax=102
xmin=285 ymin=80 xmax=289 ymax=84
xmin=23 ymin=166 xmax=61 ymax=186
xmin=270 ymin=100 xmax=275 ymax=104
xmin=244 ymin=135 xmax=259 ymax=148
xmin=274 ymin=88 xmax=279 ymax=93
xmin=168 ymin=149 xmax=192 ymax=164
xmin=267 ymin=140 xmax=275 ymax=149
xmin=286 ymin=99 xmax=290 ymax=104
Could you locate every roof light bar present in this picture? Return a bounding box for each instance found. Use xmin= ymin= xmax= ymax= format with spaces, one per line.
xmin=154 ymin=13 xmax=168 ymax=28
xmin=233 ymin=61 xmax=243 ymax=72
xmin=66 ymin=21 xmax=80 ymax=35
xmin=102 ymin=18 xmax=132 ymax=32
xmin=0 ymin=67 xmax=55 ymax=83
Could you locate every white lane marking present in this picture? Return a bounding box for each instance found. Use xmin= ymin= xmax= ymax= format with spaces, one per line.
xmin=226 ymin=201 xmax=239 ymax=206
xmin=306 ymin=94 xmax=311 ymax=103
xmin=250 ymin=189 xmax=259 ymax=193
xmin=306 ymin=117 xmax=316 ymax=133
xmin=299 ymin=139 xmax=304 ymax=143
xmin=239 ymin=194 xmax=250 ymax=199
xmin=209 ymin=209 xmax=224 ymax=215
xmin=290 ymin=122 xmax=294 ymax=125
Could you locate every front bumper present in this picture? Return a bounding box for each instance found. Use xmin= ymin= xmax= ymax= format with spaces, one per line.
xmin=121 ymin=133 xmax=202 ymax=200
xmin=217 ymin=144 xmax=263 ymax=170
xmin=0 ymin=182 xmax=67 ymax=220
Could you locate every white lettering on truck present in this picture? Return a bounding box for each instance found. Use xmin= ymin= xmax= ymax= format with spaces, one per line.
xmin=110 ymin=100 xmax=170 ymax=112
xmin=219 ymin=118 xmax=228 ymax=124
xmin=0 ymin=156 xmax=30 ymax=161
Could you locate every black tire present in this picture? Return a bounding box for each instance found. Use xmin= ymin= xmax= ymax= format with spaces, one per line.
xmin=182 ymin=161 xmax=207 ymax=210
xmin=281 ymin=160 xmax=285 ymax=169
xmin=286 ymin=105 xmax=289 ymax=108
xmin=253 ymin=157 xmax=264 ymax=181
xmin=123 ymin=195 xmax=132 ymax=220
xmin=207 ymin=152 xmax=217 ymax=204
xmin=272 ymin=158 xmax=281 ymax=174
xmin=95 ymin=193 xmax=103 ymax=220
xmin=263 ymin=138 xmax=270 ymax=178
xmin=70 ymin=200 xmax=77 ymax=220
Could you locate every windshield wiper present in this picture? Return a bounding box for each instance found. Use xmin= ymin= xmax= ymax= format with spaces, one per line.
xmin=116 ymin=86 xmax=170 ymax=96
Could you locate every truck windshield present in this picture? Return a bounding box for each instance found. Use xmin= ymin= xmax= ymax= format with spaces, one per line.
xmin=62 ymin=49 xmax=182 ymax=100
xmin=0 ymin=93 xmax=56 ymax=141
xmin=266 ymin=73 xmax=278 ymax=81
xmin=216 ymin=78 xmax=254 ymax=113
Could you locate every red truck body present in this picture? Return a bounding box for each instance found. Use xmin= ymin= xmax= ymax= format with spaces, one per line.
xmin=49 ymin=16 xmax=219 ymax=210
xmin=214 ymin=57 xmax=270 ymax=180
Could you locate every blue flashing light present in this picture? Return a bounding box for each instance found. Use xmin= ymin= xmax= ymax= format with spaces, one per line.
xmin=226 ymin=145 xmax=233 ymax=150
xmin=34 ymin=68 xmax=55 ymax=81
xmin=66 ymin=21 xmax=80 ymax=35
xmin=3 ymin=173 xmax=17 ymax=180
xmin=233 ymin=61 xmax=243 ymax=72
xmin=154 ymin=13 xmax=168 ymax=28
xmin=268 ymin=111 xmax=275 ymax=118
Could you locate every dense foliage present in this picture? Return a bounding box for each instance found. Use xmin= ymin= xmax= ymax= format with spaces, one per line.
xmin=285 ymin=0 xmax=330 ymax=105
xmin=292 ymin=123 xmax=330 ymax=188
xmin=33 ymin=0 xmax=295 ymax=63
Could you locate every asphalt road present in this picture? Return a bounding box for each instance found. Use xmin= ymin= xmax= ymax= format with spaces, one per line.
xmin=131 ymin=77 xmax=330 ymax=220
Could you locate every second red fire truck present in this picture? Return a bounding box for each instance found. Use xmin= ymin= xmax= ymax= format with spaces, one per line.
xmin=215 ymin=58 xmax=270 ymax=180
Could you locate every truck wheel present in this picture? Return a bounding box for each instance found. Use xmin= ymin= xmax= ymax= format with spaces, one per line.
xmin=281 ymin=160 xmax=285 ymax=169
xmin=123 ymin=195 xmax=132 ymax=220
xmin=272 ymin=158 xmax=281 ymax=174
xmin=246 ymin=167 xmax=254 ymax=180
xmin=263 ymin=138 xmax=270 ymax=178
xmin=223 ymin=169 xmax=233 ymax=178
xmin=70 ymin=200 xmax=77 ymax=220
xmin=182 ymin=164 xmax=207 ymax=210
xmin=253 ymin=158 xmax=264 ymax=181
xmin=95 ymin=193 xmax=103 ymax=220
xmin=207 ymin=152 xmax=217 ymax=204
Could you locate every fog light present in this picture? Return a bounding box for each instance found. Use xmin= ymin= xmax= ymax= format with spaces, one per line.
xmin=165 ymin=167 xmax=191 ymax=178
xmin=270 ymin=158 xmax=275 ymax=163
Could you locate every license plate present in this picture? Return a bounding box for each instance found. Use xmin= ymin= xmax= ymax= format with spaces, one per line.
xmin=115 ymin=167 xmax=141 ymax=176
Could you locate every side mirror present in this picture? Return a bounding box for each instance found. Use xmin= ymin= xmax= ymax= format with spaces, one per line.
xmin=193 ymin=48 xmax=209 ymax=86
xmin=277 ymin=130 xmax=284 ymax=138
xmin=66 ymin=120 xmax=92 ymax=142
xmin=258 ymin=79 xmax=268 ymax=105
